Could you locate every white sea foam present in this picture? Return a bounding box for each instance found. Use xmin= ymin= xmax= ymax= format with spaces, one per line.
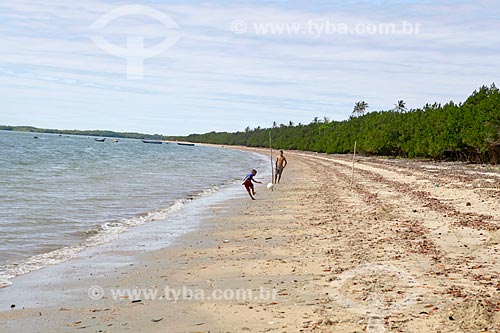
xmin=0 ymin=186 xmax=221 ymax=289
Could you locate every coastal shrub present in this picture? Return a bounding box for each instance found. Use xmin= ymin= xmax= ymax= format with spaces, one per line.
xmin=176 ymin=84 xmax=500 ymax=163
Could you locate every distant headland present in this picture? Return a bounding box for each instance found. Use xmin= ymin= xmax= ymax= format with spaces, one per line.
xmin=0 ymin=125 xmax=168 ymax=141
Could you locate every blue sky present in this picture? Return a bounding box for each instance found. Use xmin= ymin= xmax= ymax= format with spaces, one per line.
xmin=0 ymin=0 xmax=499 ymax=135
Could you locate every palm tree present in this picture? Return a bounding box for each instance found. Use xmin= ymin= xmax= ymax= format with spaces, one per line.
xmin=323 ymin=116 xmax=330 ymax=123
xmin=313 ymin=117 xmax=319 ymax=124
xmin=394 ymin=100 xmax=406 ymax=113
xmin=288 ymin=120 xmax=294 ymax=126
xmin=352 ymin=101 xmax=369 ymax=118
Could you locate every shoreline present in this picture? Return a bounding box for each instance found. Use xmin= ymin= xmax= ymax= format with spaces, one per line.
xmin=0 ymin=175 xmax=244 ymax=291
xmin=0 ymin=146 xmax=272 ymax=331
xmin=1 ymin=148 xmax=500 ymax=332
xmin=0 ymin=136 xmax=269 ymax=291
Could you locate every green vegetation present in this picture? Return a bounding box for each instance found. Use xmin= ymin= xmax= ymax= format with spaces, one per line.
xmin=0 ymin=126 xmax=167 ymax=140
xmin=174 ymin=84 xmax=500 ymax=163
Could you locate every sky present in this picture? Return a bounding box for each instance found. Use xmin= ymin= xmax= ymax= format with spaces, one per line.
xmin=0 ymin=0 xmax=499 ymax=135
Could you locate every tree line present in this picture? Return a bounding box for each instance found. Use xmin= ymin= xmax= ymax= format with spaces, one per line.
xmin=0 ymin=126 xmax=168 ymax=140
xmin=175 ymin=84 xmax=500 ymax=163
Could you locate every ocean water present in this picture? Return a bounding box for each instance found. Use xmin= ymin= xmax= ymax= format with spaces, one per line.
xmin=0 ymin=130 xmax=265 ymax=288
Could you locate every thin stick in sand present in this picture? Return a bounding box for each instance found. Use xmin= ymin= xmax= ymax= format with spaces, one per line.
xmin=269 ymin=131 xmax=274 ymax=189
xmin=351 ymin=141 xmax=357 ymax=189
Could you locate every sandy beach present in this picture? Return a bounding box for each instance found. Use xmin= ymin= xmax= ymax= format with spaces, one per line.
xmin=1 ymin=148 xmax=500 ymax=333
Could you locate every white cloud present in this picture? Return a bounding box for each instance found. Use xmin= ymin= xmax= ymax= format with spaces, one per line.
xmin=0 ymin=0 xmax=499 ymax=134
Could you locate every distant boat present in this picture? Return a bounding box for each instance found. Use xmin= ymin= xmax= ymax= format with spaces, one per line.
xmin=177 ymin=142 xmax=195 ymax=147
xmin=112 ymin=139 xmax=119 ymax=143
xmin=142 ymin=140 xmax=163 ymax=144
xmin=33 ymin=136 xmax=39 ymax=139
xmin=95 ymin=138 xmax=106 ymax=142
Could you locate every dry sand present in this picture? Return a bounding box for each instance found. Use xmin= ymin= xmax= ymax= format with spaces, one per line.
xmin=1 ymin=149 xmax=500 ymax=332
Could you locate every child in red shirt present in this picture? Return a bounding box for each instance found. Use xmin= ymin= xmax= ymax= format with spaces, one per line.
xmin=242 ymin=169 xmax=262 ymax=200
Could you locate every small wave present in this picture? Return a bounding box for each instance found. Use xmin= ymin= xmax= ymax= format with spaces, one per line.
xmin=0 ymin=278 xmax=12 ymax=289
xmin=0 ymin=187 xmax=220 ymax=289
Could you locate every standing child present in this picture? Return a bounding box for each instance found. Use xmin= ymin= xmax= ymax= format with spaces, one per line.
xmin=242 ymin=169 xmax=262 ymax=200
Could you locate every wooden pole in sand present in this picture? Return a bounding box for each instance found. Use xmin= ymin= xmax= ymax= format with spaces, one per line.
xmin=351 ymin=141 xmax=357 ymax=189
xmin=270 ymin=131 xmax=274 ymax=186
